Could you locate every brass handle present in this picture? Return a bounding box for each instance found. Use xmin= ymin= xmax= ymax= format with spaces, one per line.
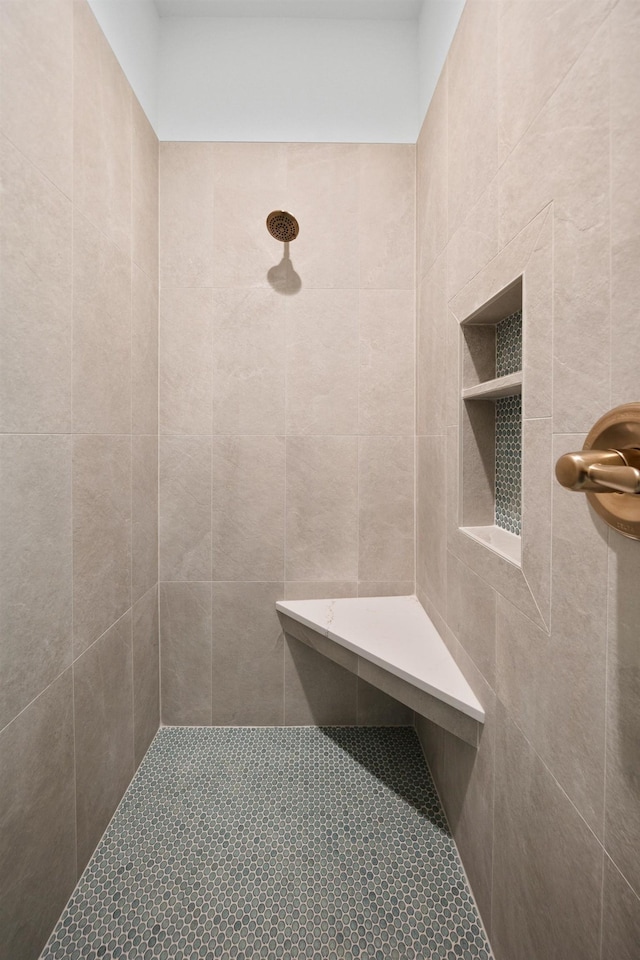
xmin=555 ymin=449 xmax=640 ymax=494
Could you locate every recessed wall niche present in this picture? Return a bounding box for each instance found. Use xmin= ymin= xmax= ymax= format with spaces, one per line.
xmin=459 ymin=278 xmax=523 ymax=565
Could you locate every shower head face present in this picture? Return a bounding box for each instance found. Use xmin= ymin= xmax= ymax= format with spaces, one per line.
xmin=266 ymin=210 xmax=299 ymax=242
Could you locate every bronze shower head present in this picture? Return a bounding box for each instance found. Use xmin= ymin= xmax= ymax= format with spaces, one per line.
xmin=266 ymin=210 xmax=299 ymax=242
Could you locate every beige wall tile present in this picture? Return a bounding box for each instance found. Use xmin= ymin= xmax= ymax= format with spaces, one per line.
xmin=416 ymin=72 xmax=447 ymax=278
xmin=132 ymin=98 xmax=159 ymax=286
xmin=132 ymin=264 xmax=159 ymax=436
xmin=0 ymin=435 xmax=72 ymax=731
xmin=211 ymin=143 xmax=287 ymax=288
xmin=159 ymin=287 xmax=213 ymax=436
xmin=73 ymin=213 xmax=132 ymax=435
xmin=286 ymin=289 xmax=359 ymax=436
xmin=447 ymin=553 xmax=496 ymax=689
xmin=284 ymin=636 xmax=357 ymax=725
xmin=356 ymin=679 xmax=413 ymax=726
xmin=414 ymin=714 xmax=445 ymax=791
xmin=72 ymin=435 xmax=132 ymax=658
xmin=132 ymin=435 xmax=158 ymax=604
xmin=285 ymin=143 xmax=360 ymax=289
xmin=284 ymin=582 xmax=358 ymax=601
xmin=0 ymin=135 xmax=72 ymax=434
xmin=159 ymin=436 xmax=212 ymax=582
xmin=358 ymin=144 xmax=415 ymax=289
xmin=132 ymin=585 xmax=159 ymax=767
xmin=358 ymin=436 xmax=414 ymax=583
xmin=416 ymin=436 xmax=447 ymax=617
xmin=160 ymin=581 xmax=212 ymax=726
xmin=491 ymin=707 xmax=603 ymax=960
xmin=211 ymin=288 xmax=286 ymax=436
xmin=605 ymin=533 xmax=640 ymax=895
xmin=73 ymin=612 xmax=134 ymax=873
xmin=602 ymin=857 xmax=640 ymax=959
xmin=521 ymin=417 xmax=552 ymax=626
xmin=0 ymin=0 xmax=73 ymax=198
xmin=73 ymin=0 xmax=131 ymax=253
xmin=441 ymin=647 xmax=496 ymax=933
xmin=212 ymin=436 xmax=285 ymax=581
xmin=0 ymin=670 xmax=76 ymax=960
xmin=447 ymin=179 xmax=499 ymax=301
xmin=212 ymin=582 xmax=284 ymax=725
xmin=417 ymin=255 xmax=447 ymax=437
xmin=447 ymin=0 xmax=499 ymax=236
xmin=159 ymin=142 xmax=214 ymax=286
xmin=358 ymin=582 xmax=414 ymax=598
xmin=498 ymin=0 xmax=614 ymax=164
xmin=610 ymin=2 xmax=640 ymax=405
xmin=359 ymin=289 xmax=414 ymax=436
xmin=286 ymin=437 xmax=358 ymax=582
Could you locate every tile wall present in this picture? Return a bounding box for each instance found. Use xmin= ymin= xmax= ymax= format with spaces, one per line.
xmin=0 ymin=2 xmax=159 ymax=957
xmin=158 ymin=142 xmax=416 ymax=727
xmin=415 ymin=1 xmax=640 ymax=958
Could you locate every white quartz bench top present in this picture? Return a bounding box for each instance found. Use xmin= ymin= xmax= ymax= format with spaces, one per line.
xmin=275 ymin=595 xmax=484 ymax=724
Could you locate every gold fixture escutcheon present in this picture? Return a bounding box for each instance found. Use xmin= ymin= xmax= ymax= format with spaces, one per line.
xmin=555 ymin=402 xmax=640 ymax=539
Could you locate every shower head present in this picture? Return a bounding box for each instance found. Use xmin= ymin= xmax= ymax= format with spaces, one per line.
xmin=266 ymin=210 xmax=299 ymax=243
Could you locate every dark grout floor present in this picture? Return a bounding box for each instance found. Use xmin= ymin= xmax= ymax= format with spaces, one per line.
xmin=41 ymin=726 xmax=493 ymax=960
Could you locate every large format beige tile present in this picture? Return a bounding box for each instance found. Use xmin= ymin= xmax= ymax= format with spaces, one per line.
xmin=212 ymin=436 xmax=285 ymax=581
xmin=610 ymin=2 xmax=640 ymax=405
xmin=0 ymin=0 xmax=73 ymax=198
xmin=491 ymin=706 xmax=603 ymax=960
xmin=284 ymin=582 xmax=358 ymax=601
xmin=286 ymin=437 xmax=358 ymax=582
xmin=0 ymin=135 xmax=72 ymax=434
xmin=211 ymin=288 xmax=286 ymax=436
xmin=0 ymin=670 xmax=76 ymax=960
xmin=73 ymin=214 xmax=131 ymax=435
xmin=74 ymin=0 xmax=131 ymax=253
xmin=357 ymin=581 xmax=415 ymax=598
xmin=73 ymin=435 xmax=131 ymax=658
xmin=285 ymin=143 xmax=360 ymax=289
xmin=284 ymin=636 xmax=357 ymax=725
xmin=447 ymin=0 xmax=499 ymax=236
xmin=132 ymin=585 xmax=159 ymax=767
xmin=416 ymin=72 xmax=447 ymax=278
xmin=417 ymin=255 xmax=447 ymax=438
xmin=356 ymin=679 xmax=413 ymax=726
xmin=160 ymin=581 xmax=212 ymax=726
xmin=447 ymin=179 xmax=499 ymax=301
xmin=212 ymin=582 xmax=284 ymax=725
xmin=159 ymin=436 xmax=212 ymax=582
xmin=286 ymin=289 xmax=359 ymax=436
xmin=447 ymin=553 xmax=496 ymax=689
xmin=132 ymin=98 xmax=158 ymax=286
xmin=441 ymin=648 xmax=496 ymax=934
xmin=416 ymin=436 xmax=446 ymax=618
xmin=359 ymin=144 xmax=414 ymax=289
xmin=0 ymin=435 xmax=72 ymax=732
xmin=605 ymin=533 xmax=640 ymax=896
xmin=159 ymin=287 xmax=213 ymax=436
xmin=211 ymin=142 xmax=287 ymax=288
xmin=132 ymin=265 xmax=158 ymax=436
xmin=359 ymin=290 xmax=414 ymax=437
xmin=74 ymin=613 xmax=134 ymax=873
xmin=498 ymin=0 xmax=614 ymax=163
xmin=159 ymin=142 xmax=214 ymax=286
xmin=132 ymin=435 xmax=158 ymax=603
xmin=358 ymin=437 xmax=414 ymax=583
xmin=601 ymin=856 xmax=640 ymax=960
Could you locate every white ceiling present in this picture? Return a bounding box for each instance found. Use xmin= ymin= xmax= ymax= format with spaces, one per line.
xmin=154 ymin=1 xmax=424 ymax=20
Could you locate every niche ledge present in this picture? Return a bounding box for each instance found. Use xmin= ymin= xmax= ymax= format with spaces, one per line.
xmin=276 ymin=595 xmax=484 ymax=747
xmin=460 ymin=524 xmax=522 ymax=566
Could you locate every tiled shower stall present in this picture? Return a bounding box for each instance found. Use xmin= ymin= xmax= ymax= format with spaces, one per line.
xmin=1 ymin=1 xmax=639 ymax=959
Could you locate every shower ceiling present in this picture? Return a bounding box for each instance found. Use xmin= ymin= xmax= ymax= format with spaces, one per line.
xmin=154 ymin=0 xmax=424 ymax=19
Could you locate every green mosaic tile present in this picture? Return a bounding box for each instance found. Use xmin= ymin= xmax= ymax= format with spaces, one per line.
xmin=495 ymin=310 xmax=522 ymax=378
xmin=495 ymin=394 xmax=522 ymax=535
xmin=40 ymin=727 xmax=493 ymax=960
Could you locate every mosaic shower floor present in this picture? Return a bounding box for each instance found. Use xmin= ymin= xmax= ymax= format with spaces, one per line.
xmin=41 ymin=726 xmax=493 ymax=960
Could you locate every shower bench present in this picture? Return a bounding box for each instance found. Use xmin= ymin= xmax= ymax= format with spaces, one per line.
xmin=276 ymin=595 xmax=484 ymax=747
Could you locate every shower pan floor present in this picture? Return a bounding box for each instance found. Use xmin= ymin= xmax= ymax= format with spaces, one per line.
xmin=41 ymin=727 xmax=493 ymax=960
